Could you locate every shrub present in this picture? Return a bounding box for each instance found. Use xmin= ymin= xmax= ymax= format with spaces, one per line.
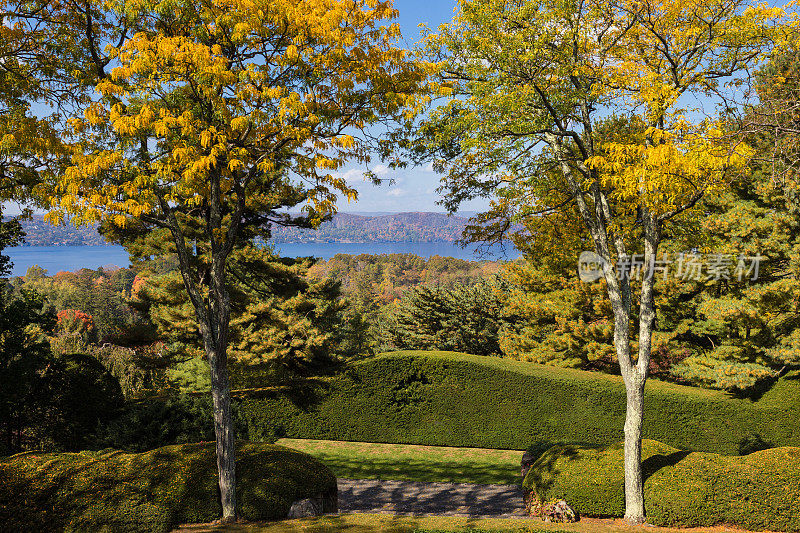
xmin=388 ymin=279 xmax=508 ymax=356
xmin=45 ymin=352 xmax=125 ymax=451
xmin=0 ymin=442 xmax=337 ymax=533
xmin=232 ymin=351 xmax=800 ymax=454
xmin=94 ymin=395 xmax=218 ymax=452
xmin=2 ymin=307 xmax=123 ymax=454
xmin=94 ymin=394 xmax=274 ymax=452
xmin=522 ymin=439 xmax=800 ymax=531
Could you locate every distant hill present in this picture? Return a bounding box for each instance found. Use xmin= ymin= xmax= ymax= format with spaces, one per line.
xmin=16 ymin=216 xmax=106 ymax=246
xmin=270 ymin=212 xmax=468 ymax=243
xmin=15 ymin=212 xmax=469 ymax=246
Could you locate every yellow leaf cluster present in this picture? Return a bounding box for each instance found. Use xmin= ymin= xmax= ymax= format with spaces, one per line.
xmin=49 ymin=0 xmax=426 ymax=225
xmin=587 ymin=122 xmax=753 ymax=216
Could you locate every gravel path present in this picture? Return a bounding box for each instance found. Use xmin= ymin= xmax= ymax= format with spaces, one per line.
xmin=337 ymin=478 xmax=528 ymax=518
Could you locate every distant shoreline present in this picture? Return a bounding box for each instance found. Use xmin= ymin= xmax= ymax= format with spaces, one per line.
xmin=6 ymin=242 xmax=520 ymax=277
xmin=10 ymin=239 xmax=465 ymax=246
xmin=12 ymin=243 xmax=114 ymax=247
xmin=15 ymin=211 xmax=474 ymax=247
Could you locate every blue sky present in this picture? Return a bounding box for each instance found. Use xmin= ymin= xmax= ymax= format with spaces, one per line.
xmin=336 ymin=0 xmax=488 ymax=214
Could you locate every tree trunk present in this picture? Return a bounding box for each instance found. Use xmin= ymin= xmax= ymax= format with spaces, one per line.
xmin=605 ymin=261 xmax=648 ymax=524
xmin=158 ymin=187 xmax=239 ymax=521
xmin=206 ymin=343 xmax=236 ymax=520
xmin=622 ymin=375 xmax=646 ymax=524
xmin=206 ymin=251 xmax=237 ymax=521
xmin=620 ymin=213 xmax=659 ymax=525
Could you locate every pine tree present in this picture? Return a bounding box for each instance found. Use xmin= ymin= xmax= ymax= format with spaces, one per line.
xmin=389 ymin=278 xmax=507 ymax=356
xmin=131 ymin=245 xmax=357 ymax=390
xmin=662 ymin=48 xmax=800 ymax=392
xmin=500 ymin=262 xmax=615 ymax=369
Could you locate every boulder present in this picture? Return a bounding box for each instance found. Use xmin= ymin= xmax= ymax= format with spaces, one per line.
xmin=541 ymin=499 xmax=577 ymax=522
xmin=524 ymin=491 xmax=576 ymax=523
xmin=287 ymin=497 xmax=323 ymax=518
xmin=521 ymin=449 xmax=537 ymax=480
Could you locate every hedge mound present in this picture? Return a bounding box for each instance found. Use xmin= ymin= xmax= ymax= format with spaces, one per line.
xmin=0 ymin=442 xmax=337 ymax=533
xmin=522 ymin=439 xmax=800 ymax=531
xmin=234 ymin=351 xmax=800 ymax=455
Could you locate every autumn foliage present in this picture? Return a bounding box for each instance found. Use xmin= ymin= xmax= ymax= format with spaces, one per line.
xmin=56 ymin=309 xmax=95 ymax=338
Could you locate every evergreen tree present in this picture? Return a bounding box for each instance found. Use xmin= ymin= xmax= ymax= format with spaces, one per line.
xmin=389 ymin=278 xmax=507 ymax=356
xmin=500 ymin=263 xmax=615 ymax=369
xmin=667 ymin=152 xmax=800 ymax=388
xmin=131 ymin=245 xmax=360 ymax=390
xmin=661 ymin=49 xmax=800 ymax=391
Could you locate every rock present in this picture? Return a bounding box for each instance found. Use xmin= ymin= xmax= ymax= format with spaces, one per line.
xmin=524 ymin=492 xmax=577 ymax=523
xmin=287 ymin=497 xmax=323 ymax=518
xmin=521 ymin=450 xmax=537 ymax=480
xmin=540 ymin=499 xmax=577 ymax=523
xmin=286 ymin=486 xmax=338 ymax=518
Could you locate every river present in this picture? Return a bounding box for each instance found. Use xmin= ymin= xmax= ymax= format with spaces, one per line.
xmin=5 ymin=242 xmax=519 ymax=276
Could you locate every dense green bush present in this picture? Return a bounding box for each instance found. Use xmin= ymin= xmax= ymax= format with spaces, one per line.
xmin=233 ymin=351 xmax=800 ymax=454
xmin=94 ymin=395 xmax=219 ymax=452
xmin=1 ymin=283 xmax=124 ymax=455
xmin=522 ymin=439 xmax=800 ymax=531
xmin=0 ymin=442 xmax=336 ymax=533
xmin=95 ymin=393 xmax=284 ymax=452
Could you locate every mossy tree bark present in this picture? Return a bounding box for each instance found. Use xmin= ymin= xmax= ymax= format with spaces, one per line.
xmin=158 ymin=173 xmax=242 ymax=519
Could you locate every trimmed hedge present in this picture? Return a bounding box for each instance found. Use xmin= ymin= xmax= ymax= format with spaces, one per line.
xmin=235 ymin=351 xmax=800 ymax=455
xmin=0 ymin=442 xmax=336 ymax=533
xmin=522 ymin=439 xmax=800 ymax=531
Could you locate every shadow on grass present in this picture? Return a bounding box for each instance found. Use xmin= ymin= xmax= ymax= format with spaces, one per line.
xmin=314 ymin=454 xmax=520 ymax=485
xmin=174 ymin=513 xmax=556 ymax=533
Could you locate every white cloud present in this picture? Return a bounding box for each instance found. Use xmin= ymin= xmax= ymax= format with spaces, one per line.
xmin=372 ymin=164 xmax=390 ymax=176
xmin=333 ymin=168 xmax=366 ymax=183
xmin=334 ymin=166 xmax=391 ymax=183
xmin=387 ymin=188 xmax=407 ymax=197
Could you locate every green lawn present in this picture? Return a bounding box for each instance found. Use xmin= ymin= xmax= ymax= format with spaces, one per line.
xmin=175 ymin=515 xmax=553 ymax=533
xmin=275 ymin=439 xmax=524 ymax=485
xmin=174 ymin=514 xmax=753 ymax=533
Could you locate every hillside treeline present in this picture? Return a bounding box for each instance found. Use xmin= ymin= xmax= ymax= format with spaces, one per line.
xmin=16 ymin=212 xmax=470 ymax=246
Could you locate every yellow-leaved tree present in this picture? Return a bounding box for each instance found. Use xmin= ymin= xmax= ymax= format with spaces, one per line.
xmin=0 ymin=0 xmax=126 ymax=267
xmin=48 ymin=0 xmax=430 ymax=519
xmin=417 ymin=0 xmax=786 ymax=523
